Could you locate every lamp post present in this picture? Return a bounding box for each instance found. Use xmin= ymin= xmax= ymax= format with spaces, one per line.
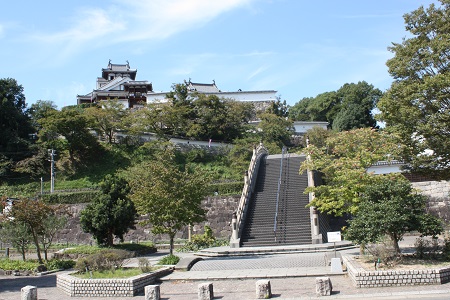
xmin=48 ymin=149 xmax=56 ymax=193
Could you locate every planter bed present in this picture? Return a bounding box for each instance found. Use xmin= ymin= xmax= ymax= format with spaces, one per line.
xmin=343 ymin=255 xmax=450 ymax=288
xmin=57 ymin=267 xmax=172 ymax=297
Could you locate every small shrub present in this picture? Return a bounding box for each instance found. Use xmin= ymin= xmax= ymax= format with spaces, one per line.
xmin=0 ymin=259 xmax=40 ymax=271
xmin=114 ymin=242 xmax=157 ymax=255
xmin=414 ymin=237 xmax=440 ymax=259
xmin=158 ymin=254 xmax=180 ymax=265
xmin=138 ymin=258 xmax=152 ymax=273
xmin=46 ymin=259 xmax=76 ymax=270
xmin=442 ymin=239 xmax=450 ymax=261
xmin=75 ymin=249 xmax=133 ymax=272
xmin=177 ymin=225 xmax=229 ymax=252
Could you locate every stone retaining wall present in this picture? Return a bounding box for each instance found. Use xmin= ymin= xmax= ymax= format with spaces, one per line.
xmin=343 ymin=255 xmax=450 ymax=288
xmin=57 ymin=268 xmax=172 ymax=297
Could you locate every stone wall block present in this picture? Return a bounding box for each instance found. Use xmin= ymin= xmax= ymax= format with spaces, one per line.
xmin=315 ymin=277 xmax=333 ymax=296
xmin=21 ymin=286 xmax=37 ymax=300
xmin=198 ymin=282 xmax=214 ymax=300
xmin=256 ymin=280 xmax=272 ymax=299
xmin=145 ymin=285 xmax=160 ymax=300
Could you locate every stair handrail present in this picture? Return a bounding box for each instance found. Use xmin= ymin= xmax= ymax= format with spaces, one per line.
xmin=274 ymin=147 xmax=287 ymax=241
xmin=231 ymin=143 xmax=268 ymax=246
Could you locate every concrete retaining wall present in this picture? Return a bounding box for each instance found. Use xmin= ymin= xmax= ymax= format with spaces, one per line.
xmin=343 ymin=255 xmax=450 ymax=288
xmin=57 ymin=268 xmax=172 ymax=297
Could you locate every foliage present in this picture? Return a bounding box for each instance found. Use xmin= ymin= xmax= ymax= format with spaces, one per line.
xmin=75 ymin=249 xmax=132 ymax=272
xmin=80 ymin=175 xmax=137 ymax=247
xmin=414 ymin=237 xmax=440 ymax=259
xmin=8 ymin=198 xmax=63 ymax=263
xmin=127 ymin=145 xmax=210 ymax=255
xmin=38 ymin=108 xmax=101 ymax=168
xmin=377 ymin=0 xmax=450 ymax=179
xmin=0 ymin=258 xmax=40 ymax=271
xmin=345 ymin=176 xmax=443 ymax=255
xmin=0 ymin=220 xmax=32 ymax=260
xmin=0 ymin=78 xmax=34 ymax=180
xmin=46 ymin=259 xmax=76 ymax=270
xmin=157 ymin=254 xmax=180 ymax=265
xmin=42 ymin=190 xmax=101 ymax=204
xmin=256 ymin=112 xmax=294 ymax=148
xmin=28 ymin=100 xmax=58 ymax=130
xmin=138 ymin=257 xmax=153 ymax=273
xmin=74 ymin=267 xmax=142 ymax=279
xmin=85 ymin=99 xmax=128 ymax=144
xmin=300 ymin=128 xmax=400 ymax=216
xmin=290 ymin=81 xmax=382 ymax=131
xmin=207 ymin=181 xmax=243 ymax=196
xmin=113 ymin=242 xmax=157 ymax=256
xmin=177 ymin=225 xmax=229 ymax=252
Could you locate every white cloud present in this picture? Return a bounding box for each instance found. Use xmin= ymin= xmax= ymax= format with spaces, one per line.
xmin=29 ymin=0 xmax=255 ymax=63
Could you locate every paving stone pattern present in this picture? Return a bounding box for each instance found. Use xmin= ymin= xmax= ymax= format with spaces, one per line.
xmin=191 ymin=253 xmax=327 ymax=271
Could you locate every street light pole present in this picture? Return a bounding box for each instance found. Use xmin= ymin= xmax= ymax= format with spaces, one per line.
xmin=48 ymin=149 xmax=56 ymax=193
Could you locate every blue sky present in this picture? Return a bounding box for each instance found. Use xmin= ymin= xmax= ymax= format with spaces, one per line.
xmin=0 ymin=0 xmax=438 ymax=109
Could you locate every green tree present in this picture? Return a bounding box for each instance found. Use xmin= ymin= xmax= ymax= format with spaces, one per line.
xmin=9 ymin=199 xmax=55 ymax=263
xmin=345 ymin=175 xmax=442 ymax=255
xmin=257 ymin=112 xmax=294 ymax=148
xmin=0 ymin=78 xmax=34 ymax=179
xmin=290 ymin=82 xmax=382 ymax=131
xmin=300 ymin=128 xmax=399 ymax=216
xmin=80 ymin=175 xmax=137 ymax=247
xmin=377 ymin=0 xmax=450 ymax=179
xmin=28 ymin=100 xmax=58 ymax=130
xmin=39 ymin=213 xmax=67 ymax=261
xmin=85 ymin=99 xmax=128 ymax=143
xmin=127 ymin=146 xmax=209 ymax=255
xmin=0 ymin=220 xmax=32 ymax=261
xmin=38 ymin=108 xmax=100 ymax=167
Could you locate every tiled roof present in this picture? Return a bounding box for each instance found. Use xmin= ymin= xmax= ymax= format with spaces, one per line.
xmin=97 ymin=77 xmax=131 ymax=91
xmin=188 ymin=81 xmax=220 ymax=93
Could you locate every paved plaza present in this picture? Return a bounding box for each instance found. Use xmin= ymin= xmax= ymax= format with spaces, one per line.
xmin=2 ymin=237 xmax=450 ymax=299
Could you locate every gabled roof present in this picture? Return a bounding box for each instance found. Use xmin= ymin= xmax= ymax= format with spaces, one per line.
xmin=97 ymin=77 xmax=131 ymax=91
xmin=102 ymin=61 xmax=137 ymax=80
xmin=187 ymin=80 xmax=220 ymax=93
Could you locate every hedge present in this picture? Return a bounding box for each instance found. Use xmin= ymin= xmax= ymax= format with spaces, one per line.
xmin=41 ymin=191 xmax=102 ymax=204
xmin=207 ymin=181 xmax=243 ymax=196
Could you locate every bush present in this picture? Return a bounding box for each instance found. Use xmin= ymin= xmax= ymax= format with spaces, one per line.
xmin=138 ymin=258 xmax=152 ymax=273
xmin=46 ymin=259 xmax=76 ymax=270
xmin=75 ymin=249 xmax=133 ymax=272
xmin=207 ymin=181 xmax=243 ymax=195
xmin=114 ymin=242 xmax=157 ymax=256
xmin=158 ymin=254 xmax=180 ymax=265
xmin=0 ymin=259 xmax=40 ymax=271
xmin=41 ymin=190 xmax=101 ymax=204
xmin=177 ymin=225 xmax=229 ymax=252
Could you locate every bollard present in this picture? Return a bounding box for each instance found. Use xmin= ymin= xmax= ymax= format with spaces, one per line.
xmin=5 ymin=247 xmax=9 ymax=258
xmin=256 ymin=279 xmax=272 ymax=299
xmin=145 ymin=285 xmax=160 ymax=300
xmin=315 ymin=277 xmax=333 ymax=296
xmin=198 ymin=282 xmax=214 ymax=300
xmin=21 ymin=285 xmax=37 ymax=300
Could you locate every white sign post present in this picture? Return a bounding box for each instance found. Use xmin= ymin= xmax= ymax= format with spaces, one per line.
xmin=327 ymin=231 xmax=343 ymax=273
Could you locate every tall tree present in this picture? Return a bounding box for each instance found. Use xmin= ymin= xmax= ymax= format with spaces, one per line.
xmin=38 ymin=108 xmax=100 ymax=167
xmin=300 ymin=128 xmax=399 ymax=216
xmin=345 ymin=175 xmax=442 ymax=255
xmin=8 ymin=199 xmax=55 ymax=263
xmin=127 ymin=146 xmax=209 ymax=255
xmin=290 ymin=82 xmax=382 ymax=131
xmin=85 ymin=99 xmax=128 ymax=143
xmin=0 ymin=78 xmax=34 ymax=178
xmin=80 ymin=175 xmax=137 ymax=247
xmin=377 ymin=0 xmax=450 ymax=179
xmin=0 ymin=220 xmax=32 ymax=261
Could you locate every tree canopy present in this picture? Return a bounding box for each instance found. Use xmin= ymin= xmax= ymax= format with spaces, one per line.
xmin=300 ymin=128 xmax=400 ymax=216
xmin=345 ymin=175 xmax=442 ymax=255
xmin=126 ymin=145 xmax=209 ymax=255
xmin=377 ymin=0 xmax=450 ymax=179
xmin=290 ymin=81 xmax=382 ymax=131
xmin=80 ymin=175 xmax=137 ymax=247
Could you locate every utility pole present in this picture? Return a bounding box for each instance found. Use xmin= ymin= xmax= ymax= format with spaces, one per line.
xmin=48 ymin=149 xmax=56 ymax=193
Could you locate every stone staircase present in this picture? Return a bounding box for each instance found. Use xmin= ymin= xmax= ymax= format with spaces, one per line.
xmin=240 ymin=153 xmax=311 ymax=247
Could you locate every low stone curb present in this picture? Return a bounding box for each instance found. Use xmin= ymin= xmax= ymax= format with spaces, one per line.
xmin=343 ymin=254 xmax=450 ymax=288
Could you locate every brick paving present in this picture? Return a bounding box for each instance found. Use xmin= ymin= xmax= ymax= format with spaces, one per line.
xmin=190 ymin=252 xmax=327 ymax=271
